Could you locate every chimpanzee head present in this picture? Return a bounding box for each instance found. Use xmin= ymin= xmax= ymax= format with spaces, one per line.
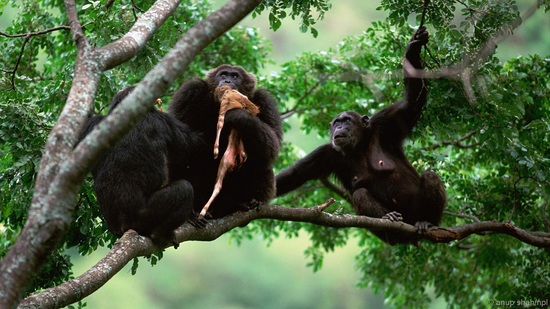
xmin=329 ymin=111 xmax=368 ymax=154
xmin=206 ymin=64 xmax=257 ymax=97
xmin=108 ymin=86 xmax=135 ymax=112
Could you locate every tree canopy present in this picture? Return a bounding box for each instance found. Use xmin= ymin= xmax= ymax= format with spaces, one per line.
xmin=1 ymin=0 xmax=549 ymax=308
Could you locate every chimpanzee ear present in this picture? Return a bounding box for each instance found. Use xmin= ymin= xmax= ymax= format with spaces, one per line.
xmin=361 ymin=115 xmax=370 ymax=126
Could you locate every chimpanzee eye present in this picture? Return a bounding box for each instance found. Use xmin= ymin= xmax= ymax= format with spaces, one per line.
xmin=231 ymin=73 xmax=238 ymax=79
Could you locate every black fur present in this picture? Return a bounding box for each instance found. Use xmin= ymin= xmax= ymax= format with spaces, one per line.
xmin=78 ymin=87 xmax=205 ymax=248
xmin=276 ymin=27 xmax=446 ymax=245
xmin=168 ymin=65 xmax=283 ymax=218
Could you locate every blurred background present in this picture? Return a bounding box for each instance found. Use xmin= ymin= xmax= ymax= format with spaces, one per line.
xmin=2 ymin=0 xmax=545 ymax=307
xmin=70 ymin=235 xmax=390 ymax=308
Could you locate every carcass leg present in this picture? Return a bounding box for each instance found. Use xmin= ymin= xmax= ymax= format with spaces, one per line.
xmin=199 ymin=129 xmax=245 ymax=219
xmin=213 ymin=112 xmax=226 ymax=159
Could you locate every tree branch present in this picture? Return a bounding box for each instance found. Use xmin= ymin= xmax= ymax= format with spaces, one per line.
xmin=20 ymin=202 xmax=550 ymax=308
xmin=320 ymin=177 xmax=352 ymax=203
xmin=99 ymin=0 xmax=184 ymax=70
xmin=418 ymin=0 xmax=430 ymax=28
xmin=19 ymin=231 xmax=150 ymax=309
xmin=454 ymin=0 xmax=488 ymax=14
xmin=0 ymin=23 xmax=92 ymax=90
xmin=0 ymin=0 xmax=101 ymax=306
xmin=443 ymin=210 xmax=481 ymax=222
xmin=280 ymin=74 xmax=332 ymax=119
xmin=422 ymin=130 xmax=482 ymax=150
xmin=403 ymin=2 xmax=540 ymax=109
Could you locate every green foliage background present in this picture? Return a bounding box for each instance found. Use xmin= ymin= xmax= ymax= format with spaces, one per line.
xmin=1 ymin=0 xmax=549 ymax=307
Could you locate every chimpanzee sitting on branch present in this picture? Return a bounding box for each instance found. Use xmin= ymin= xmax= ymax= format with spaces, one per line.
xmin=275 ymin=27 xmax=446 ymax=245
xmin=78 ymin=87 xmax=205 ymax=249
xmin=168 ymin=65 xmax=283 ymax=219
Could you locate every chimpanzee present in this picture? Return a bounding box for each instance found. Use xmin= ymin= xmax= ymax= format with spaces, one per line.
xmin=168 ymin=65 xmax=283 ymax=218
xmin=275 ymin=27 xmax=447 ymax=245
xmin=78 ymin=87 xmax=205 ymax=248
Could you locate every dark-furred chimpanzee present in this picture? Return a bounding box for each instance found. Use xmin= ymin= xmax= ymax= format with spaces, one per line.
xmin=78 ymin=87 xmax=205 ymax=248
xmin=275 ymin=27 xmax=447 ymax=245
xmin=168 ymin=65 xmax=283 ymax=218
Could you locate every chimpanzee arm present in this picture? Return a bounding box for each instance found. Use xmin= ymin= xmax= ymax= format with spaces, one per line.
xmin=168 ymin=78 xmax=215 ymax=131
xmin=165 ymin=114 xmax=206 ymax=173
xmin=224 ymin=108 xmax=281 ymax=162
xmin=275 ymin=144 xmax=339 ymax=196
xmin=251 ymin=89 xmax=284 ymax=143
xmin=402 ymin=26 xmax=429 ymax=126
xmin=224 ymin=89 xmax=283 ymax=162
xmin=379 ymin=27 xmax=429 ymax=139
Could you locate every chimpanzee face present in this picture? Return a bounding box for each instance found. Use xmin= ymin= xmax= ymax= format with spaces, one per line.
xmin=215 ymin=68 xmax=243 ymax=90
xmin=330 ymin=111 xmax=365 ymax=154
xmin=207 ymin=65 xmax=257 ymax=97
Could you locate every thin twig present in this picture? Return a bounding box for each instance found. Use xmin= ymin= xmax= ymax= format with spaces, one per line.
xmin=443 ymin=210 xmax=481 ymax=222
xmin=419 ymin=0 xmax=430 ymax=28
xmin=1 ymin=22 xmax=93 ymax=90
xmin=320 ymin=177 xmax=352 ymax=203
xmin=454 ymin=0 xmax=488 ymax=14
xmin=423 ymin=130 xmax=481 ymax=150
xmin=508 ymin=175 xmax=525 ymax=223
xmin=30 ymin=107 xmax=43 ymax=126
xmin=1 ymin=26 xmax=68 ymax=38
xmin=456 ymin=243 xmax=474 ymax=250
xmin=7 ymin=35 xmax=30 ymax=90
xmin=105 ymin=0 xmax=116 ymax=9
xmin=130 ymin=0 xmax=145 ymax=20
xmin=131 ymin=0 xmax=145 ymax=12
xmin=280 ymin=74 xmax=332 ymax=119
xmin=0 ymin=22 xmax=93 ymax=38
xmin=542 ymin=203 xmax=550 ymax=233
xmin=313 ymin=198 xmax=335 ymax=212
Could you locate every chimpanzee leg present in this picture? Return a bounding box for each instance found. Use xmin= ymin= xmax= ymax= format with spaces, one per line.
xmin=353 ymin=188 xmax=403 ymax=245
xmin=410 ymin=171 xmax=447 ymax=234
xmin=143 ymin=179 xmax=195 ymax=248
xmin=353 ymin=188 xmax=388 ymax=217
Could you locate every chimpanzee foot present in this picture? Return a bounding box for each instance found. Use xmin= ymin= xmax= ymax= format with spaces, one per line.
xmin=414 ymin=221 xmax=433 ymax=235
xmin=171 ymin=234 xmax=180 ymax=249
xmin=238 ymin=199 xmax=262 ymax=211
xmin=188 ymin=216 xmax=209 ymax=228
xmin=235 ymin=150 xmax=247 ymax=167
xmin=382 ymin=211 xmax=403 ymax=222
xmin=151 ymin=232 xmax=179 ymax=249
xmin=248 ymin=199 xmax=262 ymax=211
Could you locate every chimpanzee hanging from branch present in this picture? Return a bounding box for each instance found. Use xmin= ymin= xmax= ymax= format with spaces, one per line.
xmin=276 ymin=26 xmax=447 ymax=245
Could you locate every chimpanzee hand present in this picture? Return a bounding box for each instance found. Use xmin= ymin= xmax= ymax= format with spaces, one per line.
xmin=414 ymin=221 xmax=433 ymax=235
xmin=238 ymin=198 xmax=262 ymax=211
xmin=382 ymin=211 xmax=403 ymax=222
xmin=409 ymin=26 xmax=429 ymax=50
xmin=405 ymin=26 xmax=429 ymax=73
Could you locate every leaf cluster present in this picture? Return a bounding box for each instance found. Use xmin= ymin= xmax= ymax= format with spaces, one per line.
xmin=254 ymin=0 xmax=331 ymax=37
